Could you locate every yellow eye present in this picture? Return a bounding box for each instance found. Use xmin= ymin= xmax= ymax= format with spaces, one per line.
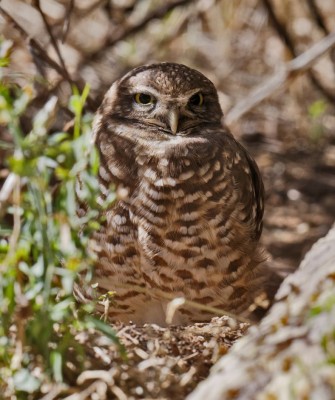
xmin=188 ymin=92 xmax=204 ymax=106
xmin=134 ymin=93 xmax=155 ymax=105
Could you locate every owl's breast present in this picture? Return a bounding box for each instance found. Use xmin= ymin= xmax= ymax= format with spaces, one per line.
xmin=130 ymin=153 xmax=252 ymax=297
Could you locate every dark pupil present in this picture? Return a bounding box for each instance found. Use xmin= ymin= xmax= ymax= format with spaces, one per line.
xmin=189 ymin=93 xmax=202 ymax=106
xmin=139 ymin=93 xmax=152 ymax=104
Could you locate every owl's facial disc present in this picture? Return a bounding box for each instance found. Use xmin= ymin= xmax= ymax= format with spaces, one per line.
xmin=112 ymin=63 xmax=224 ymax=137
xmin=131 ymin=88 xmax=208 ymax=136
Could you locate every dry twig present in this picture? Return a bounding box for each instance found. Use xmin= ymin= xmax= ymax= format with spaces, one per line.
xmin=84 ymin=0 xmax=194 ymax=65
xmin=307 ymin=0 xmax=330 ymax=35
xmin=226 ymin=30 xmax=335 ymax=124
xmin=262 ymin=0 xmax=335 ymax=103
xmin=34 ymin=0 xmax=70 ymax=80
xmin=61 ymin=0 xmax=74 ymax=43
xmin=0 ymin=5 xmax=98 ymax=111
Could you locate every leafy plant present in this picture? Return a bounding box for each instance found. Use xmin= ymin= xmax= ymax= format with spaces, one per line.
xmin=0 ymin=50 xmax=121 ymax=397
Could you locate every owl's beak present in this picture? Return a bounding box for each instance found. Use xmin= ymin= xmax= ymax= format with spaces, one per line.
xmin=168 ymin=109 xmax=179 ymax=134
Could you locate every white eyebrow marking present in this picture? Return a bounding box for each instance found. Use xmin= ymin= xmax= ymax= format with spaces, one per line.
xmin=129 ymin=86 xmax=161 ymax=98
xmin=129 ymin=86 xmax=204 ymax=103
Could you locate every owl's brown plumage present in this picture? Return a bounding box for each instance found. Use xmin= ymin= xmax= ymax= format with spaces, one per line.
xmin=75 ymin=63 xmax=281 ymax=325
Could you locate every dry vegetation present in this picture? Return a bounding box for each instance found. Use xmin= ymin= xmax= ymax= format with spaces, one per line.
xmin=0 ymin=0 xmax=335 ymax=399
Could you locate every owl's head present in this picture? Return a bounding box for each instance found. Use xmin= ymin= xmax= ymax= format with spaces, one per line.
xmin=97 ymin=63 xmax=223 ymax=138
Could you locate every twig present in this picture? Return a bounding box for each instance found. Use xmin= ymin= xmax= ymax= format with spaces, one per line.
xmin=306 ymin=0 xmax=335 ymax=68
xmin=39 ymin=384 xmax=68 ymax=400
xmin=226 ymin=30 xmax=335 ymax=125
xmin=261 ymin=0 xmax=295 ymax=56
xmin=262 ymin=0 xmax=335 ymax=103
xmin=63 ymin=381 xmax=107 ymax=400
xmin=77 ymin=369 xmax=115 ymax=385
xmin=84 ymin=0 xmax=194 ymax=64
xmin=62 ymin=0 xmax=74 ymax=43
xmin=307 ymin=0 xmax=329 ymax=35
xmin=34 ymin=0 xmax=71 ymax=80
xmin=109 ymin=0 xmax=193 ymax=46
xmin=0 ymin=7 xmax=68 ymax=81
xmin=110 ymin=385 xmax=128 ymax=400
xmin=0 ymin=6 xmax=98 ymax=111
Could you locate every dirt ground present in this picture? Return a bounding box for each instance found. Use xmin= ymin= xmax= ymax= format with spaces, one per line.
xmin=38 ymin=317 xmax=247 ymax=399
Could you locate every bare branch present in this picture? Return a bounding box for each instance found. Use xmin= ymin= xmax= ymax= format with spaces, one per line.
xmin=307 ymin=0 xmax=330 ymax=35
xmin=62 ymin=0 xmax=74 ymax=43
xmin=226 ymin=31 xmax=335 ymax=125
xmin=109 ymin=0 xmax=194 ymax=46
xmin=34 ymin=0 xmax=71 ymax=80
xmin=262 ymin=0 xmax=335 ymax=104
xmin=0 ymin=6 xmax=98 ymax=111
xmin=84 ymin=0 xmax=194 ymax=65
xmin=261 ymin=0 xmax=295 ymax=56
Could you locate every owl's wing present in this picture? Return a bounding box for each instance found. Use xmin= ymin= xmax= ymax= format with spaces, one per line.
xmin=230 ymin=137 xmax=264 ymax=241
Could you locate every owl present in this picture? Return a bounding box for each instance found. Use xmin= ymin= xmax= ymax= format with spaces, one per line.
xmin=75 ymin=63 xmax=282 ymax=325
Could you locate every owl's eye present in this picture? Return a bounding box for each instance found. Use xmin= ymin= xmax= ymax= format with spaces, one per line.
xmin=188 ymin=92 xmax=204 ymax=107
xmin=134 ymin=93 xmax=155 ymax=105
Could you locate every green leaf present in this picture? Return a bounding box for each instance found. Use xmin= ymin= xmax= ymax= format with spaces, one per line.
xmin=8 ymin=156 xmax=37 ymax=177
xmin=0 ymin=57 xmax=9 ymax=67
xmin=47 ymin=132 xmax=69 ymax=145
xmin=25 ymin=282 xmax=44 ymax=300
xmin=69 ymin=95 xmax=82 ymax=115
xmin=85 ymin=316 xmax=126 ymax=357
xmin=50 ymin=298 xmax=73 ymax=321
xmin=308 ymin=99 xmax=327 ymax=119
xmin=50 ymin=351 xmax=63 ymax=382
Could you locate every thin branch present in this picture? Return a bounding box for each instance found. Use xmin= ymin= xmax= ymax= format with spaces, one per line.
xmin=63 ymin=380 xmax=107 ymax=400
xmin=0 ymin=6 xmax=98 ymax=111
xmin=0 ymin=7 xmax=67 ymax=80
xmin=262 ymin=0 xmax=335 ymax=103
xmin=306 ymin=0 xmax=335 ymax=68
xmin=62 ymin=0 xmax=74 ymax=43
xmin=261 ymin=0 xmax=295 ymax=56
xmin=307 ymin=0 xmax=329 ymax=35
xmin=84 ymin=0 xmax=194 ymax=64
xmin=34 ymin=0 xmax=71 ymax=80
xmin=226 ymin=31 xmax=335 ymax=125
xmin=61 ymin=0 xmax=105 ymax=43
xmin=109 ymin=0 xmax=194 ymax=46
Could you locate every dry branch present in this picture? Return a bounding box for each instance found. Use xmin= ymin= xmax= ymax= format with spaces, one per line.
xmin=307 ymin=0 xmax=330 ymax=35
xmin=34 ymin=0 xmax=70 ymax=80
xmin=0 ymin=5 xmax=98 ymax=111
xmin=226 ymin=30 xmax=335 ymax=125
xmin=108 ymin=0 xmax=194 ymax=46
xmin=83 ymin=0 xmax=194 ymax=64
xmin=262 ymin=0 xmax=335 ymax=103
xmin=61 ymin=0 xmax=74 ymax=43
